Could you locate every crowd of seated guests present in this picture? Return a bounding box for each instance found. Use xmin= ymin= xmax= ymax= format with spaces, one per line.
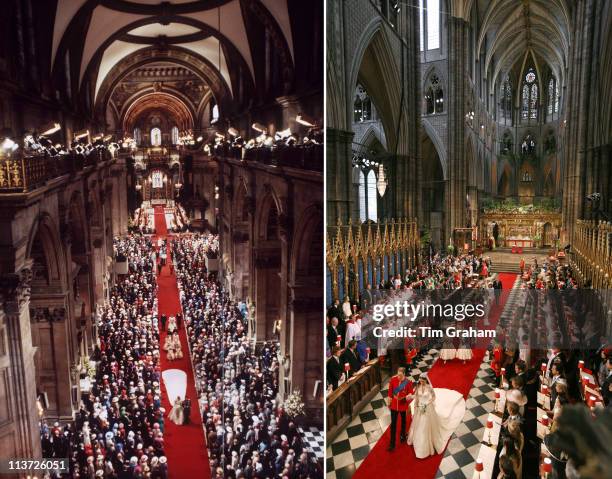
xmin=325 ymin=252 xmax=498 ymax=386
xmin=168 ymin=204 xmax=190 ymax=233
xmin=130 ymin=207 xmax=155 ymax=234
xmin=518 ymin=256 xmax=578 ymax=289
xmin=41 ymin=235 xmax=168 ymax=478
xmin=172 ymin=235 xmax=321 ymax=478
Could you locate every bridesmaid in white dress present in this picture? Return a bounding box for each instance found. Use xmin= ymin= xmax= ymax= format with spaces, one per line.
xmin=456 ymin=339 xmax=473 ymax=364
xmin=439 ymin=339 xmax=456 ymax=363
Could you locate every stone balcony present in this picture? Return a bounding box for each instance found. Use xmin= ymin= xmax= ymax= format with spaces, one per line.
xmin=0 ymin=149 xmax=114 ymax=193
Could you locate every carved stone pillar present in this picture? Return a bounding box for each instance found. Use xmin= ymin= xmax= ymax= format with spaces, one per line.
xmin=326 ymin=128 xmax=354 ymax=224
xmin=276 ymin=95 xmax=301 ymax=134
xmin=0 ymin=266 xmax=42 ymax=459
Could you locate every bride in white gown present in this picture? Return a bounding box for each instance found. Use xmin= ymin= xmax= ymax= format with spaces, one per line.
xmin=407 ymin=373 xmax=466 ymax=458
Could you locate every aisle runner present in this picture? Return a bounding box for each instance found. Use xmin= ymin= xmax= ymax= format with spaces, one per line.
xmin=353 ymin=273 xmax=517 ymax=479
xmin=154 ymin=206 xmax=211 ymax=479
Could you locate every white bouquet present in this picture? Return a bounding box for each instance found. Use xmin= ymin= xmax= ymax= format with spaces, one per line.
xmin=284 ymin=390 xmax=305 ymax=418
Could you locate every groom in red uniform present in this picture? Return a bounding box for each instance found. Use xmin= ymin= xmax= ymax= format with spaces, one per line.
xmin=386 ymin=366 xmax=415 ymax=451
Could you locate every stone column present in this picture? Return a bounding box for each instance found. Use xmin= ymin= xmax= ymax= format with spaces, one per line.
xmin=326 ymin=128 xmax=354 ymax=224
xmin=446 ymin=16 xmax=469 ymax=237
xmin=276 ymin=95 xmax=302 ymax=133
xmin=0 ymin=266 xmax=42 ymax=459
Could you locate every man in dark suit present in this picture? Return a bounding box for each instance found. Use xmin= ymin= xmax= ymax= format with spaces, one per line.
xmin=341 ymin=339 xmax=362 ymax=376
xmin=327 ymin=317 xmax=342 ymax=350
xmin=160 ymin=314 xmax=167 ymax=332
xmin=326 ymin=346 xmax=344 ymax=390
xmin=360 ymin=283 xmax=374 ymax=310
xmin=493 ymin=279 xmax=502 ymax=305
xmin=182 ymin=397 xmax=191 ymax=424
xmin=327 ymin=299 xmax=344 ymax=323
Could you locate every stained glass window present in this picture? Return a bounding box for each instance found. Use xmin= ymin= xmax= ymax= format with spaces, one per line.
xmin=521 ymin=69 xmax=538 ymax=121
xmin=548 ymin=78 xmax=554 ymax=115
xmin=501 ymin=80 xmax=512 ymax=120
xmin=530 ymin=84 xmax=538 ymax=119
xmin=522 ymin=84 xmax=530 ymax=120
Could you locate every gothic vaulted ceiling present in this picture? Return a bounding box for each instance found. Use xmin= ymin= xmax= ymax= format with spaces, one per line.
xmin=474 ymin=0 xmax=571 ymax=87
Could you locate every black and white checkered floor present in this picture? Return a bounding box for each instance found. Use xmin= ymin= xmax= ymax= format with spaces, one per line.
xmin=300 ymin=426 xmax=325 ymax=462
xmin=327 ymin=277 xmax=522 ymax=479
xmin=326 ymin=350 xmax=438 ymax=479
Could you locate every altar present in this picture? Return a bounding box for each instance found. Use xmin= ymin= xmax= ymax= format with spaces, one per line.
xmin=479 ymin=206 xmax=562 ymax=250
xmin=506 ymin=237 xmax=534 ymax=248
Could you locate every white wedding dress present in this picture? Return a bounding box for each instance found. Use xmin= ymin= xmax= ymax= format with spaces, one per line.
xmin=407 ymin=386 xmax=466 ymax=458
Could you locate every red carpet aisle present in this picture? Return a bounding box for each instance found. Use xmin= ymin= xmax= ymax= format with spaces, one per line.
xmin=153 ymin=206 xmax=211 ymax=478
xmin=354 ymin=273 xmax=517 ymax=479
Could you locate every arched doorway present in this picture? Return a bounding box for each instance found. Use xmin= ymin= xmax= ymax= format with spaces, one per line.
xmin=421 ymin=133 xmax=445 ymax=249
xmin=27 ymin=216 xmax=75 ymax=420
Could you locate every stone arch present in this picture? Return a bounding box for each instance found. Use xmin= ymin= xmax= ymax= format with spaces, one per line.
xmin=421 ymin=130 xmax=446 ymax=248
xmin=234 ymin=179 xmax=251 ymax=223
xmin=66 ymin=191 xmax=89 ymax=257
xmin=256 ymin=188 xmax=284 ymax=241
xmin=348 ymin=21 xmax=404 ymax=152
xmin=358 ymin=123 xmax=388 ymax=151
xmin=291 ymin=205 xmax=323 ymax=281
xmin=422 ymin=120 xmax=447 ymax=179
xmin=26 ymin=214 xmax=67 ymax=288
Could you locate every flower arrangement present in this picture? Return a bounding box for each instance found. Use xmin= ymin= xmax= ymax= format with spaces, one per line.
xmin=283 ymin=390 xmax=306 ymax=418
xmin=418 ymin=403 xmax=427 ymax=414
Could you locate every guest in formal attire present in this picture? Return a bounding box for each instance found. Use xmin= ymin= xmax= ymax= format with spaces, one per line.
xmin=182 ymin=398 xmax=191 ymax=424
xmin=341 ymin=340 xmax=363 ymax=376
xmin=326 ymin=346 xmax=344 ymax=390
xmin=327 ymin=317 xmax=342 ymax=350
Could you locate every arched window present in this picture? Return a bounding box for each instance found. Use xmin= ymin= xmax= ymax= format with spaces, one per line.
xmin=210 ymin=99 xmax=219 ymax=124
xmin=548 ymin=77 xmax=559 ymax=117
xmin=548 ymin=78 xmax=554 ymax=116
xmin=150 ymin=127 xmax=161 ymax=146
xmin=358 ymin=171 xmax=366 ymax=222
xmin=171 ymin=126 xmax=179 ymax=145
xmin=133 ymin=128 xmax=142 ymax=145
xmin=500 ymin=79 xmax=512 ymax=122
xmin=424 ymin=74 xmax=443 ymax=114
xmin=419 ymin=0 xmax=440 ymax=51
xmin=358 ymin=168 xmax=379 ymax=222
xmin=521 ymin=68 xmax=538 ymax=121
xmin=367 ymin=170 xmax=378 ymax=221
xmin=354 ymin=84 xmax=372 ymax=123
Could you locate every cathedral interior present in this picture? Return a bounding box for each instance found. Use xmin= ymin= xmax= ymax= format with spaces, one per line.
xmin=0 ymin=0 xmax=323 ymax=476
xmin=326 ymin=1 xmax=611 ymax=479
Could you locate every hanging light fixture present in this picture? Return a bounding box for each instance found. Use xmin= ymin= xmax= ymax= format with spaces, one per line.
xmin=376 ymin=163 xmax=387 ymax=197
